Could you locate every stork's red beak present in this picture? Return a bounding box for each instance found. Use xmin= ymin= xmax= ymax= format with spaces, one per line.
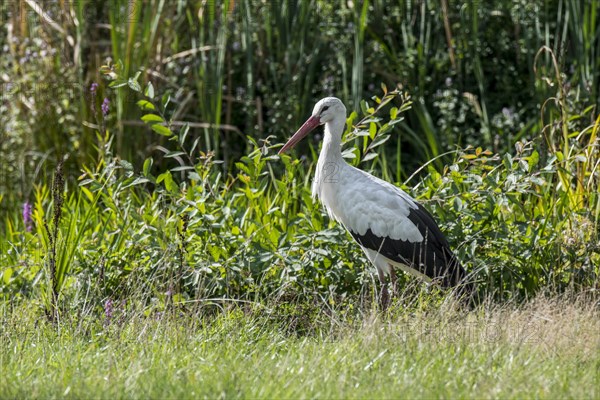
xmin=278 ymin=115 xmax=321 ymax=154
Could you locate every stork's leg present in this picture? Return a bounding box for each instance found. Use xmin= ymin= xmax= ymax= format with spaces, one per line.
xmin=377 ymin=268 xmax=389 ymax=311
xmin=380 ymin=282 xmax=390 ymax=311
xmin=389 ymin=265 xmax=398 ymax=296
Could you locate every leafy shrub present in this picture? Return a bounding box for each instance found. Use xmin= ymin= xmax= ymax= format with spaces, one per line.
xmin=1 ymin=80 xmax=597 ymax=316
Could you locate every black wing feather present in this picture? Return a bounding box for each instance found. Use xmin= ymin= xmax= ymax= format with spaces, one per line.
xmin=349 ymin=203 xmax=467 ymax=287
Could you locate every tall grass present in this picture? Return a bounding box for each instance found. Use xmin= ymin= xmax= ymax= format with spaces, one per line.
xmin=2 ymin=0 xmax=598 ymax=187
xmin=1 ymin=295 xmax=598 ymax=398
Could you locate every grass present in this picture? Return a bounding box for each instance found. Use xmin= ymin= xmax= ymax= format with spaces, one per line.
xmin=1 ymin=295 xmax=598 ymax=399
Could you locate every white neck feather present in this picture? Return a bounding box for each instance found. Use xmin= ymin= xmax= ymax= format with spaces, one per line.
xmin=312 ymin=114 xmax=346 ymax=200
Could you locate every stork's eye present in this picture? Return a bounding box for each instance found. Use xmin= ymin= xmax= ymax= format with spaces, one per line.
xmin=321 ymin=106 xmax=330 ymax=114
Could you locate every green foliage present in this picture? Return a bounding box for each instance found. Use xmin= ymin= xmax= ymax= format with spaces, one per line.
xmin=418 ymin=141 xmax=599 ymax=299
xmin=1 ymin=79 xmax=598 ymax=312
xmin=0 ymin=1 xmax=598 ymax=317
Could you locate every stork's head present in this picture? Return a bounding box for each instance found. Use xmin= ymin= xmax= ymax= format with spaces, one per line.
xmin=279 ymin=97 xmax=346 ymax=154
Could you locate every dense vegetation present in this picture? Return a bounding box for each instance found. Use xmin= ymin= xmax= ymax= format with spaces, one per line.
xmin=0 ymin=1 xmax=598 ymax=396
xmin=1 ymin=0 xmax=598 ymax=308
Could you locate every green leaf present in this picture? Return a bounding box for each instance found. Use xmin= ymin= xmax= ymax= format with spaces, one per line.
xmin=361 ymin=152 xmax=378 ymax=162
xmin=367 ymin=134 xmax=390 ymax=150
xmin=162 ymin=93 xmax=171 ymax=109
xmin=145 ymin=82 xmax=155 ymax=99
xmin=3 ymin=268 xmax=13 ymax=284
xmin=453 ymin=197 xmax=463 ymax=211
xmin=163 ymin=172 xmax=179 ymax=193
xmin=156 ymin=171 xmax=169 ymax=184
xmin=128 ymin=78 xmax=142 ymax=92
xmin=378 ymin=123 xmax=392 ymax=135
xmin=143 ymin=158 xmax=153 ymax=176
xmin=179 ymin=124 xmax=190 ymax=145
xmin=141 ymin=114 xmax=164 ymax=123
xmin=527 ymin=150 xmax=539 ymax=169
xmin=368 ymin=122 xmax=377 ymax=139
xmin=80 ymin=186 xmax=94 ymax=202
xmin=503 ymin=153 xmax=514 ymax=169
xmin=170 ymin=166 xmax=195 ymax=172
xmin=122 ymin=177 xmax=151 ymax=189
xmin=118 ymin=159 xmax=134 ymax=171
xmin=190 ymin=137 xmax=201 ymax=155
xmin=360 ymin=100 xmax=369 ymax=115
xmin=188 ymin=172 xmax=201 ymax=181
xmin=151 ymin=124 xmax=173 ymax=136
xmin=342 ymin=148 xmax=357 ymax=159
xmin=164 ymin=151 xmax=186 ymax=158
xmin=388 ymin=116 xmax=404 ymax=126
xmin=108 ymin=79 xmax=128 ymax=88
xmin=359 ymin=118 xmax=381 ymax=125
xmin=207 ymin=244 xmax=221 ymax=262
xmin=137 ymin=100 xmax=155 ymax=111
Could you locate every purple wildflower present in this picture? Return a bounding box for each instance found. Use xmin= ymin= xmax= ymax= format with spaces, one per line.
xmin=22 ymin=201 xmax=33 ymax=232
xmin=101 ymin=97 xmax=110 ymax=116
xmin=104 ymin=298 xmax=113 ymax=325
xmin=90 ymin=83 xmax=98 ymax=114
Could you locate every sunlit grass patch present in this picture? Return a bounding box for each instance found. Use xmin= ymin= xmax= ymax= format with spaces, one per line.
xmin=1 ymin=295 xmax=597 ymax=399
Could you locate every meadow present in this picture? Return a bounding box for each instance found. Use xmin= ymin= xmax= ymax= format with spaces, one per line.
xmin=2 ymin=296 xmax=599 ymax=399
xmin=0 ymin=0 xmax=599 ymax=398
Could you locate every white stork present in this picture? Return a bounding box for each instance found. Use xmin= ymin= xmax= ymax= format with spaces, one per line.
xmin=279 ymin=97 xmax=472 ymax=308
